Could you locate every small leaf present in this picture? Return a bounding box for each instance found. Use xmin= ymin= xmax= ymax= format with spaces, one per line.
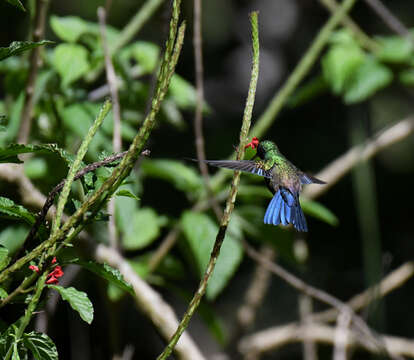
xmin=0 ymin=287 xmax=8 ymax=299
xmin=53 ymin=44 xmax=90 ymax=87
xmin=300 ymin=199 xmax=339 ymax=226
xmin=322 ymin=42 xmax=365 ymax=94
xmin=48 ymin=285 xmax=94 ymax=324
xmin=0 ymin=197 xmax=36 ymax=224
xmin=23 ymin=332 xmax=58 ymax=360
xmin=69 ymin=260 xmax=134 ymax=295
xmin=121 ymin=41 xmax=160 ymax=73
xmin=121 ymin=208 xmax=161 ymax=251
xmin=115 ymin=189 xmax=140 ymax=201
xmin=181 ymin=212 xmax=243 ymax=300
xmin=5 ymin=0 xmax=25 ymax=11
xmin=0 ymin=41 xmax=53 ymax=61
xmin=0 ymin=245 xmax=10 ymax=271
xmin=141 ymin=159 xmax=203 ymax=193
xmin=0 ymin=143 xmax=74 ymax=165
xmin=344 ymin=59 xmax=393 ymax=104
xmin=50 ymin=16 xmax=90 ymax=43
xmin=376 ymin=36 xmax=413 ymax=63
xmin=0 ymin=226 xmax=27 ymax=256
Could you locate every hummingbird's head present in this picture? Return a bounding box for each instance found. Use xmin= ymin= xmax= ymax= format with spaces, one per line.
xmin=256 ymin=140 xmax=279 ymax=159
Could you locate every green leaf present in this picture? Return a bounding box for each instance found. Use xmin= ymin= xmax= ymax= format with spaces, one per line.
xmin=121 ymin=41 xmax=160 ymax=73
xmin=169 ymin=74 xmax=198 ymax=109
xmin=0 ymin=196 xmax=36 ymax=224
xmin=23 ymin=332 xmax=58 ymax=360
xmin=48 ymin=285 xmax=94 ymax=324
xmin=300 ymin=199 xmax=339 ymax=226
xmin=141 ymin=159 xmax=203 ymax=193
xmin=322 ymin=42 xmax=365 ymax=94
xmin=181 ymin=212 xmax=243 ymax=300
xmin=376 ymin=36 xmax=413 ymax=63
xmin=0 ymin=226 xmax=27 ymax=256
xmin=115 ymin=189 xmax=140 ymax=201
xmin=24 ymin=158 xmax=47 ymax=179
xmin=53 ymin=44 xmax=90 ymax=87
xmin=343 ymin=58 xmax=392 ymax=104
xmin=50 ymin=15 xmax=90 ymax=43
xmin=69 ymin=260 xmax=134 ymax=295
xmin=5 ymin=0 xmax=25 ymax=11
xmin=121 ymin=208 xmax=161 ymax=251
xmin=0 ymin=41 xmax=53 ymax=61
xmin=0 ymin=245 xmax=10 ymax=271
xmin=0 ymin=143 xmax=74 ymax=165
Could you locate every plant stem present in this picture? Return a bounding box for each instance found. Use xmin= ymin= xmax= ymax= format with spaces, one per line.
xmin=51 ymin=100 xmax=112 ymax=236
xmin=156 ymin=11 xmax=260 ymax=360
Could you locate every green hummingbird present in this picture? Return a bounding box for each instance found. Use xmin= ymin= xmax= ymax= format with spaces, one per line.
xmin=198 ymin=137 xmax=325 ymax=232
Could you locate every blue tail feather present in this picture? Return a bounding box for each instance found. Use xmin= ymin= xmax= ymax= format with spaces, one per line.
xmin=264 ymin=189 xmax=308 ymax=232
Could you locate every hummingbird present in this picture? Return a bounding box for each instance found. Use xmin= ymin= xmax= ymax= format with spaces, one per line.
xmin=198 ymin=137 xmax=325 ymax=232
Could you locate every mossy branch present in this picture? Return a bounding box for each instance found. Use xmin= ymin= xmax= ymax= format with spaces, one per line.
xmin=156 ymin=11 xmax=260 ymax=360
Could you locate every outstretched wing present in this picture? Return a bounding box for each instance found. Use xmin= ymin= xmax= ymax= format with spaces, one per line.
xmin=195 ymin=159 xmax=273 ymax=178
xmin=299 ymin=172 xmax=326 ymax=185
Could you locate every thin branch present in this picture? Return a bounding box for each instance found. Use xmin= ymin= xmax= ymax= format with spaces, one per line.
xmin=363 ymin=0 xmax=413 ymax=41
xmin=333 ymin=311 xmax=352 ymax=360
xmin=318 ymin=0 xmax=379 ymax=51
xmin=94 ymin=244 xmax=206 ymax=360
xmin=156 ymin=12 xmax=260 ymax=360
xmin=98 ymin=6 xmax=123 ymax=250
xmin=303 ymin=115 xmax=414 ymax=200
xmin=18 ymin=0 xmax=50 ymax=144
xmin=299 ymin=294 xmax=318 ymax=360
xmin=193 ymin=0 xmax=222 ymax=220
xmin=239 ymin=322 xmax=414 ymax=358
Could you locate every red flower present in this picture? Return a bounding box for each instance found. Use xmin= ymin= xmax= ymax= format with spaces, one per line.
xmin=245 ymin=137 xmax=259 ymax=150
xmin=46 ymin=265 xmax=64 ymax=285
xmin=29 ymin=265 xmax=40 ymax=273
xmin=51 ymin=257 xmax=57 ymax=264
xmin=45 ymin=276 xmax=59 ymax=285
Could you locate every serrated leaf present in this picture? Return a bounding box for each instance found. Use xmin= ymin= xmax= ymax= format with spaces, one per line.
xmin=23 ymin=332 xmax=58 ymax=360
xmin=0 ymin=196 xmax=36 ymax=224
xmin=376 ymin=36 xmax=413 ymax=63
xmin=69 ymin=260 xmax=133 ymax=295
xmin=181 ymin=212 xmax=243 ymax=300
xmin=0 ymin=245 xmax=10 ymax=271
xmin=121 ymin=208 xmax=161 ymax=251
xmin=141 ymin=159 xmax=203 ymax=193
xmin=322 ymin=43 xmax=365 ymax=94
xmin=5 ymin=0 xmax=25 ymax=11
xmin=53 ymin=44 xmax=90 ymax=87
xmin=0 ymin=41 xmax=53 ymax=61
xmin=0 ymin=143 xmax=74 ymax=165
xmin=116 ymin=189 xmax=140 ymax=201
xmin=48 ymin=285 xmax=94 ymax=324
xmin=344 ymin=59 xmax=392 ymax=104
xmin=300 ymin=199 xmax=339 ymax=226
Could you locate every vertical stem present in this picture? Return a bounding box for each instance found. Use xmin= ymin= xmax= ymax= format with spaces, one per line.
xmin=156 ymin=11 xmax=260 ymax=360
xmin=18 ymin=0 xmax=50 ymax=144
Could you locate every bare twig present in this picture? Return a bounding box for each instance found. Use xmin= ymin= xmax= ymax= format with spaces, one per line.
xmin=363 ymin=0 xmax=413 ymax=41
xmin=333 ymin=311 xmax=352 ymax=360
xmin=94 ymin=244 xmax=206 ymax=360
xmin=318 ymin=0 xmax=379 ymax=51
xmin=193 ymin=0 xmax=222 ymax=220
xmin=239 ymin=322 xmax=414 ymax=358
xmin=18 ymin=0 xmax=50 ymax=144
xmin=299 ymin=294 xmax=318 ymax=360
xmin=98 ymin=6 xmax=123 ymax=249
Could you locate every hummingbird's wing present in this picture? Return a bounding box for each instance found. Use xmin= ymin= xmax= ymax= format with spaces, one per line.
xmin=198 ymin=160 xmax=273 ymax=178
xmin=299 ymin=172 xmax=326 ymax=185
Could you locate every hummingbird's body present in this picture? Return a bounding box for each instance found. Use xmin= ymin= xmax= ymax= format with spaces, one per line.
xmin=199 ymin=139 xmax=325 ymax=232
